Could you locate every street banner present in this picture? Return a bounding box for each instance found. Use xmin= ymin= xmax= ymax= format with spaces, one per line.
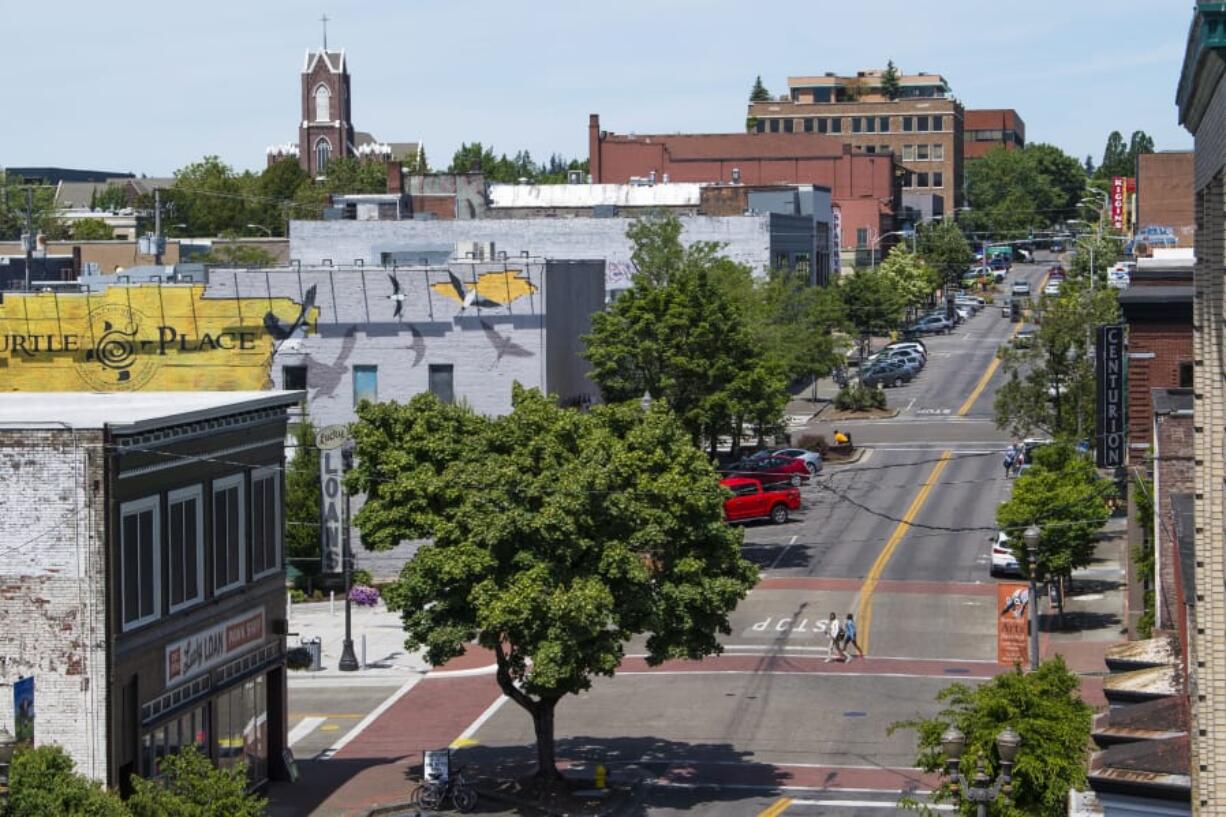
xmin=1096 ymin=324 xmax=1126 ymax=468
xmin=13 ymin=677 xmax=33 ymax=746
xmin=996 ymin=582 xmax=1031 ymax=667
xmin=318 ymin=424 xmax=351 ymax=575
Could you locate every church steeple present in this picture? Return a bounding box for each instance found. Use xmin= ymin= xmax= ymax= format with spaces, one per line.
xmin=298 ymin=27 xmax=353 ymax=178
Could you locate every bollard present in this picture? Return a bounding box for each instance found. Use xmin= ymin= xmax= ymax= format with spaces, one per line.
xmin=595 ymin=763 xmax=607 ymax=789
xmin=330 ymin=590 xmax=335 ymax=616
xmin=361 ymin=633 xmax=367 ymax=669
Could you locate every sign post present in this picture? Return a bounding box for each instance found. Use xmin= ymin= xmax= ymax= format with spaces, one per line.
xmin=1095 ymin=325 xmax=1126 ymax=468
xmin=317 ymin=425 xmax=359 ymax=672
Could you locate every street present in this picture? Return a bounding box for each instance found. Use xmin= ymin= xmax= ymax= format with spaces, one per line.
xmin=271 ymin=260 xmax=1071 ymax=816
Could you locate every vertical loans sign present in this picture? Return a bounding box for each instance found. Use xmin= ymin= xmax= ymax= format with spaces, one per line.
xmin=1096 ymin=324 xmax=1126 ymax=468
xmin=317 ymin=425 xmax=350 ymax=575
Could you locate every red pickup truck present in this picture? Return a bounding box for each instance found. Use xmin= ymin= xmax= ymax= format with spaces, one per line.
xmin=721 ymin=477 xmax=801 ymax=524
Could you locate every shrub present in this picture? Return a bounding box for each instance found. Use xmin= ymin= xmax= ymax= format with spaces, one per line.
xmin=289 ymin=588 xmax=307 ymax=604
xmin=10 ymin=744 xmax=129 ymax=817
xmin=792 ymin=431 xmax=828 ymax=455
xmin=834 ymin=384 xmax=886 ymax=412
xmin=286 ymin=646 xmax=314 ymax=671
xmin=128 ymin=745 xmax=266 ymax=817
xmin=351 ymin=568 xmax=374 ymax=587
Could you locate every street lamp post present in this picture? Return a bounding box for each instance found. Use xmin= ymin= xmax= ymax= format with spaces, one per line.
xmin=246 ymin=223 xmax=273 ymax=237
xmin=337 ymin=443 xmax=359 ymax=672
xmin=0 ymin=725 xmax=16 ymax=805
xmin=941 ymin=725 xmax=1021 ymax=817
xmin=869 ymin=230 xmax=910 ymax=271
xmin=1023 ymin=525 xmax=1041 ymax=671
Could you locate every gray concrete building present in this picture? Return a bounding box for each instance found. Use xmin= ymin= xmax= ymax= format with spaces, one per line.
xmin=289 ymin=212 xmax=817 ymax=296
xmin=203 ymin=259 xmax=605 ymax=428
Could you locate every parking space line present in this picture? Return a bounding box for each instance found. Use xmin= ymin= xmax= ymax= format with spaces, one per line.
xmin=854 ymin=452 xmax=952 ymax=653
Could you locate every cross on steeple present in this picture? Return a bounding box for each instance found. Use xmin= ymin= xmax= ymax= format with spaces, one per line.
xmin=320 ymin=13 xmax=329 ymax=49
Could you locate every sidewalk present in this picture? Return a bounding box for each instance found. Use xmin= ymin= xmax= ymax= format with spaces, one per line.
xmin=287 ymin=598 xmax=432 ymax=684
xmin=1039 ymin=512 xmax=1130 ymax=707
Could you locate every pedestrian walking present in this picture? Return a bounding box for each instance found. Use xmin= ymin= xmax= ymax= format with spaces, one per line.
xmin=820 ymin=612 xmax=846 ymax=662
xmin=1012 ymin=446 xmax=1026 ymax=477
xmin=1002 ymin=444 xmax=1016 ymax=478
xmin=842 ymin=613 xmax=865 ymax=659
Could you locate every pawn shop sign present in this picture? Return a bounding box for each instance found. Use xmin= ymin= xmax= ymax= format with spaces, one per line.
xmin=318 ymin=424 xmax=352 ymax=574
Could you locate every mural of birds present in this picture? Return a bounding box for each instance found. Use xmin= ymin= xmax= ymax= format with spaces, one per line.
xmin=304 ymin=327 xmax=357 ymax=398
xmin=387 ymin=273 xmax=406 ymax=318
xmin=480 ymin=320 xmax=533 ymax=366
xmin=446 ymin=270 xmax=502 ymax=312
xmin=264 ymin=284 xmax=317 ymax=345
xmin=406 ymin=325 xmax=425 ymax=368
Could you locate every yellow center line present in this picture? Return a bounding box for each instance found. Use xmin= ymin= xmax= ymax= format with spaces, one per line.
xmin=956 ymin=271 xmax=1051 ymax=416
xmin=855 ymin=451 xmax=953 ymax=653
xmin=755 ymin=796 xmax=794 ymax=817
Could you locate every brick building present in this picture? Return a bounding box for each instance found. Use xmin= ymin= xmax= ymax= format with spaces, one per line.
xmin=1177 ymin=5 xmax=1226 ymax=809
xmin=746 ymin=69 xmax=962 ymax=211
xmin=0 ymin=391 xmax=301 ymax=791
xmin=963 ymin=109 xmax=1026 ymax=159
xmin=587 ymin=114 xmax=898 ymax=266
xmin=1136 ymin=151 xmax=1196 ymax=249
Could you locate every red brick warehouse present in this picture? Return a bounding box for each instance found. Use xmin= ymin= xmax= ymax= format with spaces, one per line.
xmin=587 ymin=114 xmax=901 ymax=266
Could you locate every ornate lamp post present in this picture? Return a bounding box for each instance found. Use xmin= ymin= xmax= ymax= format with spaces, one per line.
xmin=941 ymin=725 xmax=1021 ymax=816
xmin=1022 ymin=524 xmax=1042 ymax=671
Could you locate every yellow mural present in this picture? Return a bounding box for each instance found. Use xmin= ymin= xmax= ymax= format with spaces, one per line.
xmin=430 ymin=270 xmax=537 ymax=309
xmin=0 ymin=285 xmax=315 ymax=391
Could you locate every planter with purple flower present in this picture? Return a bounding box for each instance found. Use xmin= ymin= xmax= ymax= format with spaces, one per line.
xmin=348 ymin=584 xmax=381 ymax=607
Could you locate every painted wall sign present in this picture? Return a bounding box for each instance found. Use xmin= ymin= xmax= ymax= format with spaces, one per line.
xmin=165 ymin=609 xmax=266 ymax=685
xmin=13 ymin=676 xmax=33 ymax=747
xmin=996 ymin=582 xmax=1030 ymax=667
xmin=0 ymin=285 xmax=315 ymax=391
xmin=1096 ymin=324 xmax=1126 ymax=468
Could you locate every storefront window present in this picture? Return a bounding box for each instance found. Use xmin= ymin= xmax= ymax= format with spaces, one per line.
xmin=141 ymin=701 xmax=210 ymax=779
xmin=216 ymin=677 xmax=268 ymax=785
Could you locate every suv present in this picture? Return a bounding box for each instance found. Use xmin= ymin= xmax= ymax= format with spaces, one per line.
xmin=1011 ymin=281 xmax=1032 ymax=297
xmin=721 ymin=477 xmax=801 ymax=525
xmin=908 ymin=315 xmax=953 ymax=335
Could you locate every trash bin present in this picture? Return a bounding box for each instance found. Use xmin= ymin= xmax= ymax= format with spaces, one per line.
xmin=302 ymin=637 xmax=323 ymax=672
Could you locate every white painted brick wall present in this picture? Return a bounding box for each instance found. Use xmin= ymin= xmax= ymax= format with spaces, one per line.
xmin=0 ymin=429 xmax=108 ymax=781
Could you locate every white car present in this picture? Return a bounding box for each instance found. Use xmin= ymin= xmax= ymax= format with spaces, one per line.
xmin=989 ymin=531 xmax=1022 ymax=577
xmin=1011 ymin=281 xmax=1032 ymax=297
xmin=884 ymin=341 xmax=928 ymax=360
xmin=770 ymin=448 xmax=824 ymax=476
xmin=1043 ymin=281 xmax=1062 ymax=296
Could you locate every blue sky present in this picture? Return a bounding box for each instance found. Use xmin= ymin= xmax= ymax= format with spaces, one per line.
xmin=5 ymin=0 xmax=1194 ymax=176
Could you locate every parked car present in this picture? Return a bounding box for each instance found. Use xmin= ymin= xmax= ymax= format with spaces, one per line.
xmin=1043 ymin=280 xmax=1062 ymax=296
xmin=1050 ymin=240 xmax=1065 ymax=252
xmin=884 ymin=340 xmax=928 ymax=357
xmin=770 ymin=447 xmax=824 ymax=476
xmin=867 ymin=347 xmax=925 ymax=368
xmin=721 ymin=477 xmax=801 ymax=525
xmin=860 ymin=359 xmax=915 ymax=388
xmin=1011 ymin=281 xmax=1032 ymax=297
xmin=989 ymin=256 xmax=1011 ymax=272
xmin=722 ymin=455 xmax=809 ymax=487
xmin=989 ymin=531 xmax=1022 ymax=577
xmin=955 ymin=293 xmax=986 ymax=306
xmin=908 ymin=315 xmax=953 ymax=335
xmin=1012 ymin=329 xmax=1036 ymax=348
xmin=1048 ymin=265 xmax=1066 ymax=280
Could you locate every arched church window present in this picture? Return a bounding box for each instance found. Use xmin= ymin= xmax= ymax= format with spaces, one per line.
xmin=315 ymin=138 xmax=331 ymax=175
xmin=314 ymin=84 xmax=331 ymax=122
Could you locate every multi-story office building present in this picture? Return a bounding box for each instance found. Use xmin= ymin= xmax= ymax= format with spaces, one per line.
xmin=747 ymin=69 xmax=964 ymax=212
xmin=963 ymin=109 xmax=1026 ymax=159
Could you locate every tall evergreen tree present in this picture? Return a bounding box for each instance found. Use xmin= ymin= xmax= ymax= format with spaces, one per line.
xmin=285 ymin=419 xmax=322 ymax=578
xmin=881 ymin=60 xmax=901 ymax=100
xmin=749 ymin=75 xmax=772 ymax=102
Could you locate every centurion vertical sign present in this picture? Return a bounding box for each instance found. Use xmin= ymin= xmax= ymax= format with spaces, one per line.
xmin=317 ymin=425 xmax=351 ymax=575
xmin=1096 ymin=325 xmax=1126 ymax=467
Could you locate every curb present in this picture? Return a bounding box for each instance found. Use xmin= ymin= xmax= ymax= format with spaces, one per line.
xmin=814 ymin=405 xmax=901 ymax=422
xmin=824 ymin=448 xmax=866 ymax=467
xmin=364 ymin=801 xmax=420 ymax=817
xmin=476 ymin=785 xmax=637 ymax=817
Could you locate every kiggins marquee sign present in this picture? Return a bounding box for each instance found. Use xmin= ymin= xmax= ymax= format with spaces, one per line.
xmin=0 ymin=285 xmax=314 ymax=391
xmin=1095 ymin=324 xmax=1126 ymax=468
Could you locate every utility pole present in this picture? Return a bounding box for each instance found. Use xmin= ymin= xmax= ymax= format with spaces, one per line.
xmin=23 ymin=188 xmax=34 ymax=291
xmin=154 ymin=189 xmax=163 ymax=266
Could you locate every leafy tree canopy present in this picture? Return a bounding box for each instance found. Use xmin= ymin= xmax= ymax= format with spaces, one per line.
xmin=877 ymin=245 xmax=939 ymax=309
xmin=285 ymin=419 xmax=322 ymax=575
xmin=348 ymin=387 xmax=757 ymax=779
xmin=72 ymin=218 xmax=115 ymax=240
xmin=963 ymin=144 xmax=1085 ymax=238
xmin=916 ymin=219 xmax=975 ymax=286
xmin=448 ymin=142 xmax=587 ymax=184
xmin=838 ymin=265 xmax=908 ymax=337
xmin=891 ymin=657 xmax=1092 ymax=817
xmin=9 ymin=745 xmax=128 ymax=817
xmin=128 ymin=746 xmax=266 ymax=817
xmin=1095 ymin=129 xmax=1155 ymax=179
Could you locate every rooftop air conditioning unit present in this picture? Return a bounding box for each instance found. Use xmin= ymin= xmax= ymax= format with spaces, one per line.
xmin=567 ymin=170 xmax=583 ymax=184
xmin=731 ymin=168 xmax=741 ymax=184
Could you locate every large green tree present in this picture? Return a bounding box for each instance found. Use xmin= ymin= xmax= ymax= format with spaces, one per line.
xmin=72 ymin=218 xmax=115 ymax=240
xmin=448 ymin=142 xmax=587 ymax=184
xmin=891 ymin=657 xmax=1092 ymax=817
xmin=916 ymin=219 xmax=975 ymax=287
xmin=963 ymin=144 xmax=1086 ymax=238
xmin=994 ymin=282 xmax=1119 ymax=440
xmin=8 ymin=745 xmax=128 ymax=817
xmin=838 ymin=265 xmax=908 ymax=340
xmin=163 ymin=156 xmax=250 ymax=238
xmin=1096 ymin=129 xmax=1155 ymax=179
xmin=880 ymin=60 xmax=901 ymax=100
xmin=583 ymin=214 xmax=787 ymax=453
xmin=348 ymin=387 xmax=757 ymax=780
xmin=877 ymin=246 xmax=939 ymax=311
xmin=996 ymin=444 xmax=1111 ymax=600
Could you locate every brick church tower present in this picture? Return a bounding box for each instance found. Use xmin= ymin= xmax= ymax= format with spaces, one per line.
xmin=298 ymin=48 xmax=354 ymax=177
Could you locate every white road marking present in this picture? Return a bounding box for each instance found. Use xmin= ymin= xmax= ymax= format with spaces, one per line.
xmin=791 ymin=800 xmax=953 ymax=811
xmin=904 ymin=397 xmax=916 ymax=413
xmin=288 ymin=716 xmax=326 ymax=747
xmin=648 ymin=781 xmax=936 ymax=796
xmin=318 ymin=674 xmax=423 ymax=760
xmin=1070 ymin=593 xmax=1105 ymax=601
xmin=452 ymin=694 xmax=509 ymax=747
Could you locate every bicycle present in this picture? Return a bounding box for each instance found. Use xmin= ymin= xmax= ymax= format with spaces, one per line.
xmin=410 ymin=765 xmax=477 ymax=813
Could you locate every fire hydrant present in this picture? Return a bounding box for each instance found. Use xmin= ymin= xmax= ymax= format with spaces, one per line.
xmin=595 ymin=763 xmax=607 ymax=789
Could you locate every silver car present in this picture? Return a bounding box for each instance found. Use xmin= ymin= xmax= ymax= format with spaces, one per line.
xmin=771 ymin=448 xmax=824 ymax=476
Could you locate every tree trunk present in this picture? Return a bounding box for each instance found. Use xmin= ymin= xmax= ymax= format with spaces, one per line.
xmin=532 ymin=697 xmax=561 ymax=781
